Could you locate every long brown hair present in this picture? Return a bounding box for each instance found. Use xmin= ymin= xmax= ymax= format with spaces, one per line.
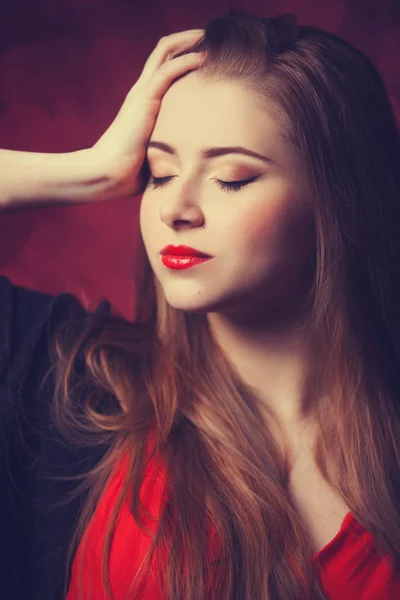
xmin=48 ymin=9 xmax=400 ymax=600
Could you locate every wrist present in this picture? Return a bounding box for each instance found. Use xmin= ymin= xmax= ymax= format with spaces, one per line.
xmin=88 ymin=145 xmax=137 ymax=200
xmin=35 ymin=147 xmax=130 ymax=205
xmin=68 ymin=147 xmax=124 ymax=202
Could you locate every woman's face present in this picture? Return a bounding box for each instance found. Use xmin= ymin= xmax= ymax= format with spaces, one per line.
xmin=140 ymin=73 xmax=315 ymax=321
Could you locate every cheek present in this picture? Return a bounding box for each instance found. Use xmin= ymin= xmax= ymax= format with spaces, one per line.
xmin=236 ymin=195 xmax=314 ymax=260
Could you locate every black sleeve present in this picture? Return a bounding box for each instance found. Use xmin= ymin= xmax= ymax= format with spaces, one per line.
xmin=0 ymin=275 xmax=112 ymax=600
xmin=0 ymin=275 xmax=95 ymax=457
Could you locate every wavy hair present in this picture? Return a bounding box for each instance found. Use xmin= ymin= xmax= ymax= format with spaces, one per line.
xmin=47 ymin=9 xmax=400 ymax=600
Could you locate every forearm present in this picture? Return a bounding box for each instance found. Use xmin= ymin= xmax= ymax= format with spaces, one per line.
xmin=0 ymin=148 xmax=124 ymax=211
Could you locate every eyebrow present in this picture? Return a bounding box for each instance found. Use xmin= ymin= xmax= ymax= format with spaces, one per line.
xmin=146 ymin=141 xmax=273 ymax=164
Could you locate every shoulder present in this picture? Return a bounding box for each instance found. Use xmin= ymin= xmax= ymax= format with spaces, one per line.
xmin=0 ymin=274 xmax=102 ymax=384
xmin=0 ymin=274 xmax=113 ymax=468
xmin=0 ymin=276 xmax=113 ymax=600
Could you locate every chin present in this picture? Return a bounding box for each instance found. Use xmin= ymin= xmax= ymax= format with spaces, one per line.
xmin=162 ymin=287 xmax=242 ymax=316
xmin=157 ymin=282 xmax=216 ymax=313
xmin=163 ymin=294 xmax=211 ymax=313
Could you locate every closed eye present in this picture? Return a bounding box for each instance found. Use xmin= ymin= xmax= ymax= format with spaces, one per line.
xmin=146 ymin=175 xmax=259 ymax=193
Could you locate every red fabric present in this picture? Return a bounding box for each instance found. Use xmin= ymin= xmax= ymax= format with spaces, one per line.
xmin=67 ymin=436 xmax=400 ymax=600
xmin=66 ymin=434 xmax=169 ymax=600
xmin=313 ymin=512 xmax=400 ymax=599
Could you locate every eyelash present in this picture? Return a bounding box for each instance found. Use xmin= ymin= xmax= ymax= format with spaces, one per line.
xmin=146 ymin=175 xmax=258 ymax=193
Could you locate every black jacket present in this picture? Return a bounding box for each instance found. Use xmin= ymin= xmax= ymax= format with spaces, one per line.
xmin=0 ymin=275 xmax=111 ymax=600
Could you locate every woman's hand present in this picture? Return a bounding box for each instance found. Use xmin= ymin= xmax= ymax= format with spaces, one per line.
xmin=0 ymin=30 xmax=205 ymax=212
xmin=92 ymin=29 xmax=206 ymax=197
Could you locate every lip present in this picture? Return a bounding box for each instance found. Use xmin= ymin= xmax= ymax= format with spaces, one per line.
xmin=161 ymin=255 xmax=212 ymax=270
xmin=160 ymin=244 xmax=212 ymax=258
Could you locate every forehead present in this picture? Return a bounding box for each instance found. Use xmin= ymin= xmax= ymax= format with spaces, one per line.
xmin=150 ymin=73 xmax=287 ymax=155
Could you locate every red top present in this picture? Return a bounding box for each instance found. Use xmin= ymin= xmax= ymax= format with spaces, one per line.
xmin=67 ymin=436 xmax=400 ymax=600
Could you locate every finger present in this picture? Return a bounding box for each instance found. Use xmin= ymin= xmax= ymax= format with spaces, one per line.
xmin=144 ymin=52 xmax=205 ymax=107
xmin=102 ymin=51 xmax=204 ymax=139
xmin=137 ymin=29 xmax=205 ymax=87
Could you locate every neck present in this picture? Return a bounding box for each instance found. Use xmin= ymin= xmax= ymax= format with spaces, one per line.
xmin=207 ymin=292 xmax=318 ymax=428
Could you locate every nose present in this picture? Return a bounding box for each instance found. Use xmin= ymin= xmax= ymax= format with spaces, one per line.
xmin=160 ymin=204 xmax=205 ymax=230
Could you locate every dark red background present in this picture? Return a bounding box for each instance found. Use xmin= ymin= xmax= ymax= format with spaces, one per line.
xmin=0 ymin=0 xmax=399 ymax=319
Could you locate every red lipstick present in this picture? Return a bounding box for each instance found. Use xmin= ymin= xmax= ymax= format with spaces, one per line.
xmin=160 ymin=245 xmax=213 ymax=270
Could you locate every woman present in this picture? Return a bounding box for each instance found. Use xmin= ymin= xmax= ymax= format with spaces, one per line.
xmin=1 ymin=9 xmax=400 ymax=600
